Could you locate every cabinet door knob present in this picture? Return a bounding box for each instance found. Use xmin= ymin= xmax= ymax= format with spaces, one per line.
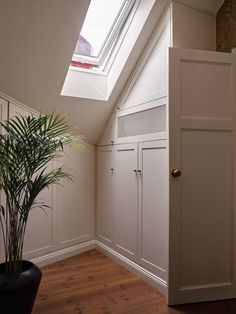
xmin=171 ymin=169 xmax=181 ymax=177
xmin=137 ymin=169 xmax=142 ymax=175
xmin=133 ymin=169 xmax=137 ymax=173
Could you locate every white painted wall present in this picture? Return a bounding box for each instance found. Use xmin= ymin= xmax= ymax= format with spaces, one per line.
xmin=172 ymin=1 xmax=216 ymax=51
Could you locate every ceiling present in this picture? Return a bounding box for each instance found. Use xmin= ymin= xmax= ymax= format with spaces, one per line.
xmin=0 ymin=0 xmax=223 ymax=142
xmin=175 ymin=0 xmax=224 ymax=13
xmin=0 ymin=0 xmax=115 ymax=142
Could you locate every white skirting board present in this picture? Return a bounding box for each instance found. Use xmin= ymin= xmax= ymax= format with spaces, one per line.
xmin=95 ymin=240 xmax=167 ymax=297
xmin=31 ymin=240 xmax=96 ymax=267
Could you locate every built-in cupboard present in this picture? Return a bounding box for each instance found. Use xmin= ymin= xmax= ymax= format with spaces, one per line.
xmin=0 ymin=94 xmax=95 ymax=267
xmin=97 ymin=140 xmax=168 ymax=283
xmin=96 ymin=5 xmax=236 ymax=306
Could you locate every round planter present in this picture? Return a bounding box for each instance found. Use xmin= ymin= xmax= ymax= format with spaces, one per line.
xmin=0 ymin=260 xmax=42 ymax=314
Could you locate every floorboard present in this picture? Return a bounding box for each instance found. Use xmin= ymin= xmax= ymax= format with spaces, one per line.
xmin=33 ymin=250 xmax=236 ymax=313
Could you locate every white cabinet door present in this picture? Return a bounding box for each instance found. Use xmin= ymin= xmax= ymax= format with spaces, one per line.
xmin=169 ymin=48 xmax=236 ymax=304
xmin=8 ymin=102 xmax=56 ymax=259
xmin=56 ymin=145 xmax=95 ymax=249
xmin=115 ymin=143 xmax=138 ymax=261
xmin=138 ymin=140 xmax=168 ymax=283
xmin=97 ymin=145 xmax=116 ymax=247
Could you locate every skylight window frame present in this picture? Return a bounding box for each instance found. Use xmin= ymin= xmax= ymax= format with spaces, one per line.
xmin=72 ymin=0 xmax=136 ymax=68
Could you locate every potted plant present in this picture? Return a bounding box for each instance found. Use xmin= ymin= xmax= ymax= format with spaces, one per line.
xmin=0 ymin=113 xmax=84 ymax=314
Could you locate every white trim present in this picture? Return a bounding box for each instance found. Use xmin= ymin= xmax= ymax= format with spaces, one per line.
xmin=95 ymin=240 xmax=167 ymax=296
xmin=117 ymin=96 xmax=167 ymax=116
xmin=0 ymin=91 xmax=39 ymax=116
xmin=31 ymin=240 xmax=95 ymax=268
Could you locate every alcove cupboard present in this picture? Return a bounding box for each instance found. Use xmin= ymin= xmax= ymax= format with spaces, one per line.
xmin=96 ymin=4 xmax=236 ymax=305
xmin=0 ymin=94 xmax=95 ymax=269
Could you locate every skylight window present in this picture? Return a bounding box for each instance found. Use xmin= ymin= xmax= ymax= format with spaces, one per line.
xmin=71 ymin=0 xmax=136 ymax=71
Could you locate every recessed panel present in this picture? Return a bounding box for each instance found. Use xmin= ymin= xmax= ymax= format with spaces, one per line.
xmin=180 ymin=61 xmax=231 ymax=118
xmin=24 ymin=162 xmax=54 ymax=255
xmin=118 ymin=105 xmax=166 ymax=137
xmin=140 ymin=146 xmax=168 ymax=277
xmin=97 ymin=148 xmax=114 ymax=244
xmin=123 ymin=24 xmax=169 ymax=108
xmin=57 ymin=146 xmax=95 ymax=247
xmin=180 ymin=130 xmax=233 ymax=287
xmin=116 ymin=146 xmax=138 ymax=258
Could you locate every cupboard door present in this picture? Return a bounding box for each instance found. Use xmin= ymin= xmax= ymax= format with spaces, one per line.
xmin=56 ymin=145 xmax=95 ymax=249
xmin=97 ymin=146 xmax=116 ymax=246
xmin=8 ymin=102 xmax=55 ymax=259
xmin=115 ymin=143 xmax=138 ymax=261
xmin=169 ymin=48 xmax=236 ymax=305
xmin=138 ymin=140 xmax=168 ymax=282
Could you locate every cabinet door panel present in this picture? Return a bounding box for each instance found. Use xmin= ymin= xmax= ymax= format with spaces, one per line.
xmin=115 ymin=144 xmax=138 ymax=260
xmin=8 ymin=102 xmax=56 ymax=259
xmin=138 ymin=140 xmax=168 ymax=281
xmin=57 ymin=145 xmax=95 ymax=248
xmin=169 ymin=47 xmax=236 ymax=305
xmin=97 ymin=146 xmax=115 ymax=246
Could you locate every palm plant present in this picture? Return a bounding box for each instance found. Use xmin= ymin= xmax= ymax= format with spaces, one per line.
xmin=0 ymin=113 xmax=84 ymax=273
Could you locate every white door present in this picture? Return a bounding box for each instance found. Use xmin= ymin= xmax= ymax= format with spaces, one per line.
xmin=115 ymin=143 xmax=138 ymax=261
xmin=138 ymin=140 xmax=168 ymax=284
xmin=97 ymin=145 xmax=116 ymax=247
xmin=168 ymin=48 xmax=236 ymax=304
xmin=8 ymin=102 xmax=55 ymax=259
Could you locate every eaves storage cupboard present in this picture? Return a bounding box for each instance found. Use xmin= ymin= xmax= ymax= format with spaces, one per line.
xmin=96 ymin=8 xmax=236 ymax=305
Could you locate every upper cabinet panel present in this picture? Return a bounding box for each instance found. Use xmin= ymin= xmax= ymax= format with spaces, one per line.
xmin=9 ymin=100 xmax=38 ymax=118
xmin=0 ymin=97 xmax=8 ymax=126
xmin=120 ymin=9 xmax=171 ymax=110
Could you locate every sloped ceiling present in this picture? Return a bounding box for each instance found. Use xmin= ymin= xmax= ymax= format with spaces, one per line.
xmin=0 ymin=0 xmax=222 ymax=142
xmin=0 ymin=0 xmax=112 ymax=142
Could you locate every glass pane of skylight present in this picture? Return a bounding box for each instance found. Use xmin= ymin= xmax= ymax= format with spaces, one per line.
xmin=74 ymin=0 xmax=126 ymax=58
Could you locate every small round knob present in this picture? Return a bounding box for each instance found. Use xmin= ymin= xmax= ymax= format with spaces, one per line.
xmin=171 ymin=169 xmax=181 ymax=177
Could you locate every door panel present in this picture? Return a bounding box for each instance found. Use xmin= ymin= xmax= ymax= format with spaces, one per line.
xmin=169 ymin=47 xmax=236 ymax=304
xmin=138 ymin=140 xmax=168 ymax=282
xmin=8 ymin=102 xmax=55 ymax=259
xmin=115 ymin=144 xmax=138 ymax=261
xmin=180 ymin=130 xmax=233 ymax=287
xmin=97 ymin=146 xmax=115 ymax=246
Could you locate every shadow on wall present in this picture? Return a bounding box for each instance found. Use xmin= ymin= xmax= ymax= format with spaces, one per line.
xmin=216 ymin=0 xmax=236 ymax=52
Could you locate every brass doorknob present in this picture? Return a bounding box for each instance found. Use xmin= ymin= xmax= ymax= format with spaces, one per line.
xmin=171 ymin=169 xmax=181 ymax=177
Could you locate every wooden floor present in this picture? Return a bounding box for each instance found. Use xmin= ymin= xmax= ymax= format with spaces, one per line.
xmin=33 ymin=250 xmax=236 ymax=314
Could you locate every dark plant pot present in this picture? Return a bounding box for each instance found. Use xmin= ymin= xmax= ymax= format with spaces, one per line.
xmin=0 ymin=260 xmax=42 ymax=314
